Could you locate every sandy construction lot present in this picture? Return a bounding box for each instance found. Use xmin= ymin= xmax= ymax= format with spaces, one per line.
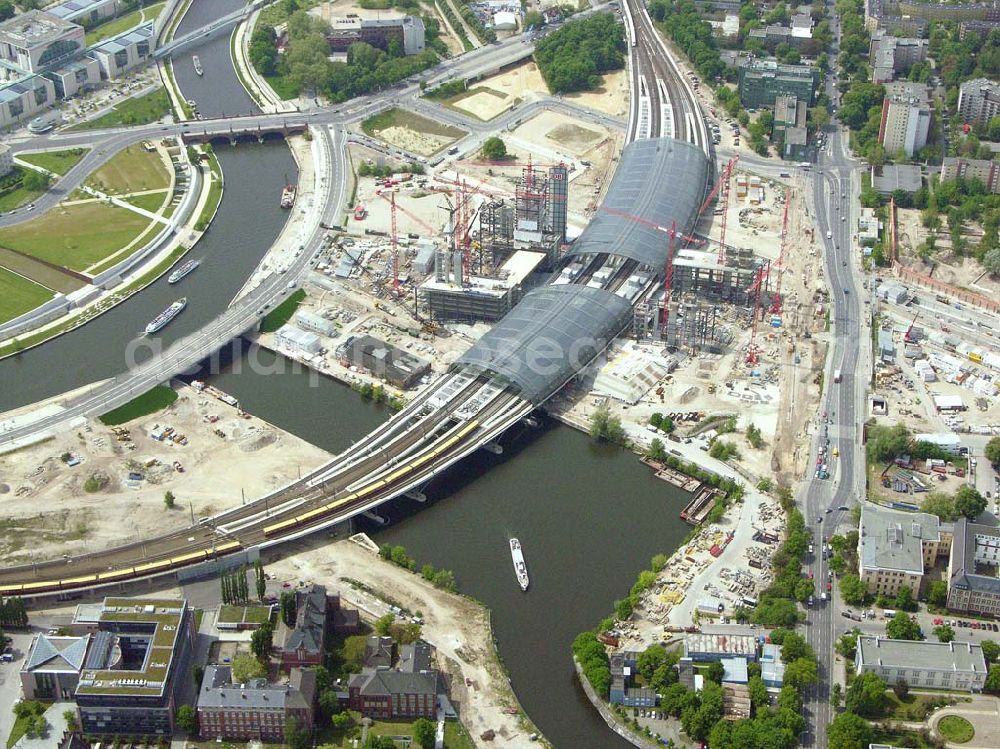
xmin=564 ymin=67 xmax=629 ymax=118
xmin=477 ymin=61 xmax=550 ymax=101
xmin=453 ymin=87 xmax=519 ymax=121
xmin=268 ymin=536 xmax=545 ymax=748
xmin=513 ymin=109 xmax=607 ymax=157
xmin=0 ymin=385 xmax=330 ymax=564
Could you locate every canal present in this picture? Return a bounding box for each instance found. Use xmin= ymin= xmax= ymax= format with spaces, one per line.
xmin=205 ymin=346 xmax=692 ymax=749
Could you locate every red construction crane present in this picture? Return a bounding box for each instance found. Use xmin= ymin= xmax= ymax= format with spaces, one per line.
xmin=390 ymin=191 xmax=400 ymax=293
xmin=696 ymin=156 xmax=739 ymax=218
xmin=375 ymin=190 xmax=438 ymax=236
xmin=745 ymin=265 xmax=766 ymax=365
xmin=769 ymin=189 xmax=791 ymax=315
xmin=904 ymin=311 xmax=920 ymax=343
xmin=715 ymin=158 xmax=738 ymax=265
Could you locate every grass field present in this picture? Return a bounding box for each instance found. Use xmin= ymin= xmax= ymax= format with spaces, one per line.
xmin=217 ymin=605 xmax=273 ymax=624
xmin=125 ymin=190 xmax=170 ymax=213
xmin=69 ymin=88 xmax=172 ymax=130
xmin=85 ymin=2 xmax=165 ymax=46
xmin=937 ymin=715 xmax=974 ymax=743
xmin=0 ymin=267 xmax=54 ymax=325
xmin=260 ymin=289 xmax=305 ymax=333
xmin=0 ymin=168 xmax=44 ymax=213
xmin=0 ymin=247 xmax=85 ymax=295
xmin=99 ymin=385 xmax=178 ymax=426
xmin=5 ymin=701 xmax=49 ymax=749
xmin=0 ymin=201 xmax=154 ymax=272
xmin=86 ymin=145 xmax=171 ymax=195
xmin=361 ymin=107 xmax=466 ymax=140
xmin=18 ymin=148 xmax=90 ymax=176
xmin=316 ymin=714 xmax=475 ymax=748
xmin=194 ymin=176 xmax=223 ymax=232
xmin=264 ymin=72 xmax=300 ymax=100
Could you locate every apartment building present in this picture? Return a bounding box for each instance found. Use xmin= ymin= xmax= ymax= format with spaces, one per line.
xmin=877 ymin=81 xmax=932 ymax=157
xmin=940 ymin=157 xmax=1000 ymax=194
xmin=197 ymin=666 xmax=316 ymax=742
xmin=947 ymin=518 xmax=1000 ymax=616
xmin=958 ymin=78 xmax=1000 ymax=128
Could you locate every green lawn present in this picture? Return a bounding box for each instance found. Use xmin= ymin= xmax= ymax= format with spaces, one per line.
xmin=0 ymin=201 xmax=155 ymax=272
xmin=264 ymin=72 xmax=301 ymax=100
xmin=0 ymin=247 xmax=85 ymax=295
xmin=86 ymin=145 xmax=171 ymax=195
xmin=125 ymin=190 xmax=170 ymax=213
xmin=6 ymin=701 xmax=49 ymax=749
xmin=69 ymin=88 xmax=172 ymax=130
xmin=85 ymin=2 xmax=166 ymax=46
xmin=883 ymin=691 xmax=958 ymax=721
xmin=18 ymin=148 xmax=90 ymax=176
xmin=260 ymin=289 xmax=306 ymax=333
xmin=0 ymin=168 xmax=44 ymax=212
xmin=99 ymin=385 xmax=178 ymax=426
xmin=217 ymin=604 xmax=272 ymax=624
xmin=0 ymin=266 xmax=54 ymax=324
xmin=194 ymin=175 xmax=223 ymax=232
xmin=362 ymin=107 xmax=467 ymax=140
xmin=937 ymin=715 xmax=974 ymax=743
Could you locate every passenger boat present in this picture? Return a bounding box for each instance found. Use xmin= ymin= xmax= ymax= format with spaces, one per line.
xmin=510 ymin=538 xmax=529 ymax=591
xmin=145 ymin=298 xmax=187 ymax=335
xmin=167 ymin=259 xmax=199 ymax=284
xmin=280 ymin=183 xmax=296 ymax=208
xmin=193 ymin=55 xmax=203 ymax=76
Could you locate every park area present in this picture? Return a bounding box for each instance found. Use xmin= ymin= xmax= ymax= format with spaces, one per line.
xmin=84 ymin=1 xmax=166 ymax=46
xmin=0 ymin=267 xmax=53 ymax=325
xmin=69 ymin=87 xmax=172 ymax=131
xmin=18 ymin=148 xmax=89 ymax=176
xmin=361 ymin=108 xmax=466 ymax=156
xmin=0 ymin=200 xmax=157 ymax=274
xmin=84 ymin=143 xmax=171 ymax=196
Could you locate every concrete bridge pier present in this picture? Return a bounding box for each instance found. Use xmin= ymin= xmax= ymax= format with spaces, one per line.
xmin=363 ymin=510 xmax=387 ymax=525
xmin=405 ymin=491 xmax=427 ymax=503
xmin=483 ymin=441 xmax=503 ymax=455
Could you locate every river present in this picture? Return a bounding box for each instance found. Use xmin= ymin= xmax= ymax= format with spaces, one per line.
xmin=6 ymin=5 xmax=694 ymax=746
xmin=204 ymin=346 xmax=691 ymax=749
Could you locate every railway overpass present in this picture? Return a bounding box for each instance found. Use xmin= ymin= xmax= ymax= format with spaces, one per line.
xmin=0 ymin=1 xmax=714 ymax=599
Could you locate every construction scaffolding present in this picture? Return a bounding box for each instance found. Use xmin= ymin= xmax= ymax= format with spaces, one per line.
xmin=670 ymin=246 xmax=771 ymax=307
xmin=478 ymin=198 xmax=514 ymax=269
xmin=632 ymin=298 xmax=730 ymax=353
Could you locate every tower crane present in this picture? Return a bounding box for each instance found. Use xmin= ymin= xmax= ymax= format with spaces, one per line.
xmin=769 ymin=189 xmax=791 ymax=315
xmin=745 ymin=265 xmax=766 ymax=365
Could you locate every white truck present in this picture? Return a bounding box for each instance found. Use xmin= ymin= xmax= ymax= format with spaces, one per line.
xmin=834 ymin=369 xmax=842 ymax=383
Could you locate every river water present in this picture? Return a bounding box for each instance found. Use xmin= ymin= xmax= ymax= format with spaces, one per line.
xmin=5 ymin=6 xmax=695 ymax=746
xmin=204 ymin=347 xmax=691 ymax=749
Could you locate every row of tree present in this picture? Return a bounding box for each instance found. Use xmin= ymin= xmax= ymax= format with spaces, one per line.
xmin=220 ymin=566 xmax=251 ymax=606
xmin=0 ymin=596 xmax=28 ymax=628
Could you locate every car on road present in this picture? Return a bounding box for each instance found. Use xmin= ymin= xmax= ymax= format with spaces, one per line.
xmin=933 ymin=618 xmax=944 ymax=625
xmin=817 ymin=516 xmax=823 ymax=523
xmin=827 ymin=582 xmax=832 ymax=592
xmin=825 ymin=508 xmax=832 ymax=514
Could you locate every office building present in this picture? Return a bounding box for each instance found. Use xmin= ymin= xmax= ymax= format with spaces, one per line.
xmin=871 ymin=164 xmax=922 ymax=194
xmin=609 ymin=651 xmax=657 ymax=707
xmin=940 ymin=157 xmax=1000 ymax=194
xmin=74 ymin=597 xmax=196 ymax=737
xmin=858 ymin=503 xmax=951 ymax=597
xmin=737 ymin=59 xmax=818 ymax=108
xmin=0 ymin=10 xmax=85 ymax=76
xmin=197 ymin=665 xmax=316 ymax=742
xmin=325 ymin=15 xmax=425 ymax=56
xmin=958 ymin=78 xmax=1000 ymax=128
xmin=869 ymin=32 xmax=928 ymax=83
xmin=48 ymin=0 xmax=124 ymax=27
xmin=274 ymin=325 xmax=322 ymax=355
xmin=20 ymin=634 xmax=91 ymax=700
xmin=88 ymin=22 xmax=152 ymax=79
xmin=878 ymin=81 xmax=931 ymax=157
xmin=855 ymin=636 xmax=987 ymax=692
xmin=947 ymin=519 xmax=1000 ymax=616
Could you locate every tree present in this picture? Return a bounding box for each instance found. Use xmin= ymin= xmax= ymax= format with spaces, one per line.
xmin=954 ymin=486 xmax=987 ymax=520
xmin=375 ymin=613 xmax=395 ymax=636
xmin=524 ymin=10 xmax=545 ymax=27
xmin=794 ymin=578 xmax=815 ymax=603
xmin=886 ymin=611 xmax=923 ymax=641
xmin=22 ymin=170 xmax=50 ymax=192
xmin=748 ymin=675 xmax=768 ymax=713
xmin=830 ymin=682 xmax=842 ymax=708
xmin=231 ymin=653 xmax=266 ymax=683
xmin=254 ymin=560 xmax=266 ymax=601
xmin=413 ymin=717 xmax=436 ymax=749
xmin=0 ymin=2 xmax=14 ymax=22
xmin=285 ymin=716 xmax=311 ymax=749
xmin=280 ymin=591 xmax=297 ymax=627
xmin=647 ymin=437 xmax=667 ymax=462
xmin=784 ymin=657 xmax=818 ymax=689
xmin=934 ymin=623 xmax=955 ymax=643
xmin=175 ymin=704 xmax=197 ymax=735
xmin=636 ymin=644 xmax=667 ymax=681
xmin=893 ymin=677 xmax=909 ymax=700
xmin=920 ymin=492 xmax=957 ymax=521
xmin=839 ymin=574 xmax=867 ymax=606
xmin=927 ymin=580 xmax=948 ymax=607
xmin=706 ymin=660 xmax=725 ymax=684
xmin=163 ymin=490 xmax=175 ymax=509
xmin=981 ymin=639 xmax=1000 ymax=664
xmin=828 ymin=711 xmax=874 ymax=749
xmin=364 ymin=737 xmax=397 ymax=749
xmin=779 ymin=633 xmax=813 ymax=663
xmin=589 ymin=405 xmax=627 ymax=445
xmin=845 ymin=671 xmax=888 ymax=717
xmin=62 ymin=709 xmax=77 ymax=732
xmin=480 ymin=136 xmax=508 ymax=161
xmin=985 ymin=436 xmax=1000 ymax=469
xmin=894 ymin=586 xmax=916 ymax=612
xmin=331 ymin=711 xmax=353 ymax=730
xmin=251 ymin=623 xmax=273 ymax=661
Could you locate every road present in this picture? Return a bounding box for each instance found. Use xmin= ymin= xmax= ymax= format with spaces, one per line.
xmin=798 ymin=11 xmax=870 ymax=746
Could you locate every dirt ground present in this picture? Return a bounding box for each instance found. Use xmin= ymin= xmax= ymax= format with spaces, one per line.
xmin=0 ymin=385 xmax=330 ymax=564
xmin=452 ymin=87 xmax=519 ymax=121
xmin=476 ymin=61 xmax=550 ymax=102
xmin=267 ymin=535 xmax=546 ymax=748
xmin=372 ymin=124 xmax=461 ymax=157
xmin=896 ymin=207 xmax=1000 ymax=297
xmin=564 ymin=67 xmax=630 ymax=118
